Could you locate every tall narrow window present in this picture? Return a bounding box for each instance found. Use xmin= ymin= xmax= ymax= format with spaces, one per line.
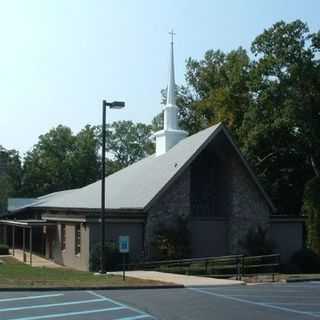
xmin=75 ymin=224 xmax=81 ymax=255
xmin=61 ymin=224 xmax=66 ymax=250
xmin=191 ymin=150 xmax=215 ymax=217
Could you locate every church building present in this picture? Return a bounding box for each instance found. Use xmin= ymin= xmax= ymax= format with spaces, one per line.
xmin=0 ymin=36 xmax=304 ymax=271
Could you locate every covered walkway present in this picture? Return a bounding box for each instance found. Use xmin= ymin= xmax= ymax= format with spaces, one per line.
xmin=8 ymin=248 xmax=63 ymax=268
xmin=0 ymin=219 xmax=56 ymax=266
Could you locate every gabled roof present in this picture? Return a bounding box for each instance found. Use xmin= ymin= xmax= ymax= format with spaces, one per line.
xmin=10 ymin=123 xmax=276 ymax=213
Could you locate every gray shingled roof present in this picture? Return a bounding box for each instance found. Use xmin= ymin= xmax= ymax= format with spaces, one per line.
xmin=10 ymin=123 xmax=275 ymax=213
xmin=7 ymin=198 xmax=36 ymax=212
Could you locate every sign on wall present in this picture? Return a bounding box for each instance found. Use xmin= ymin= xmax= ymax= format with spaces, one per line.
xmin=119 ymin=235 xmax=130 ymax=253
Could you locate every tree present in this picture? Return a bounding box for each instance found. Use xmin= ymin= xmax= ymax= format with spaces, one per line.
xmin=154 ymin=48 xmax=251 ymax=137
xmin=184 ymin=47 xmax=251 ymax=139
xmin=21 ymin=125 xmax=100 ymax=197
xmin=22 ymin=125 xmax=75 ymax=196
xmin=303 ymin=177 xmax=320 ymax=255
xmin=161 ymin=20 xmax=319 ymax=216
xmin=20 ymin=121 xmax=155 ymax=197
xmin=0 ymin=146 xmax=22 ymax=212
xmin=240 ymin=20 xmax=320 ymax=214
xmin=104 ymin=121 xmax=154 ymax=169
xmin=151 ymin=215 xmax=191 ymax=259
xmin=152 ymin=85 xmax=204 ymax=135
xmin=68 ymin=125 xmax=101 ymax=187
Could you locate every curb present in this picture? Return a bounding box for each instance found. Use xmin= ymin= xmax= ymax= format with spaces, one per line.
xmin=286 ymin=278 xmax=320 ymax=283
xmin=0 ymin=284 xmax=184 ymax=292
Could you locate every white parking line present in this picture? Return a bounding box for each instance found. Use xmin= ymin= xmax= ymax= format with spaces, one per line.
xmin=114 ymin=315 xmax=153 ymax=320
xmin=88 ymin=291 xmax=155 ymax=319
xmin=280 ymin=285 xmax=320 ymax=289
xmin=270 ymin=303 xmax=320 ymax=306
xmin=0 ymin=291 xmax=154 ymax=320
xmin=275 ymin=281 xmax=320 ymax=289
xmin=0 ymin=294 xmax=64 ymax=303
xmin=9 ymin=306 xmax=125 ymax=320
xmin=0 ymin=297 xmax=106 ymax=312
xmin=202 ymin=288 xmax=298 ymax=293
xmin=189 ymin=287 xmax=320 ymax=318
xmin=225 ymin=294 xmax=319 ymax=299
xmin=87 ymin=291 xmax=108 ymax=300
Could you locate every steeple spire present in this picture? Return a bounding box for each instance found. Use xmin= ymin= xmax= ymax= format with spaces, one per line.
xmin=153 ymin=30 xmax=188 ymax=156
xmin=167 ymin=29 xmax=176 ymax=106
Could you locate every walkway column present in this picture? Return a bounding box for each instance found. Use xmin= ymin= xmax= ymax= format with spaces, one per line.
xmin=2 ymin=225 xmax=7 ymax=245
xmin=29 ymin=227 xmax=33 ymax=266
xmin=12 ymin=225 xmax=15 ymax=256
xmin=23 ymin=228 xmax=26 ymax=263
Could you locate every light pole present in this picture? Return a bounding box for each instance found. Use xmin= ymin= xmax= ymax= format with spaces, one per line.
xmin=101 ymin=99 xmax=125 ymax=274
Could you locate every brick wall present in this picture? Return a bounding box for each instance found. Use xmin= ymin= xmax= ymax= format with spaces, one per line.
xmin=227 ymin=155 xmax=271 ymax=254
xmin=144 ymin=168 xmax=191 ymax=259
xmin=145 ymin=137 xmax=272 ymax=259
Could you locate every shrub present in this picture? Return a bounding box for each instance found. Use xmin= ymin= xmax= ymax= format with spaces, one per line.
xmin=239 ymin=225 xmax=274 ymax=256
xmin=0 ymin=244 xmax=9 ymax=255
xmin=290 ymin=248 xmax=320 ymax=273
xmin=89 ymin=242 xmax=123 ymax=272
xmin=151 ymin=215 xmax=191 ymax=260
xmin=303 ymin=177 xmax=320 ymax=255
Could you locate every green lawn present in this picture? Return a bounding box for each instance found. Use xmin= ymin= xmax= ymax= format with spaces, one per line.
xmin=0 ymin=257 xmax=167 ymax=288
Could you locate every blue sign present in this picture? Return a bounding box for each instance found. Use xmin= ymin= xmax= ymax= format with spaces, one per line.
xmin=119 ymin=236 xmax=130 ymax=253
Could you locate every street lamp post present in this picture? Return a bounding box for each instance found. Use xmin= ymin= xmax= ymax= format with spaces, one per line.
xmin=100 ymin=99 xmax=125 ymax=274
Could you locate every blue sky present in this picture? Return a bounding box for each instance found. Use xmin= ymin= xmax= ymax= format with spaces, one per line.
xmin=0 ymin=0 xmax=319 ymax=154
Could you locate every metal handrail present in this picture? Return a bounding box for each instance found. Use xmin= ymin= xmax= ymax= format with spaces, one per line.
xmin=123 ymin=253 xmax=280 ymax=281
xmin=127 ymin=254 xmax=243 ymax=268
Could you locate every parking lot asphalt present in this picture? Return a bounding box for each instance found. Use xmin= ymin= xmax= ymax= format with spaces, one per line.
xmin=0 ymin=282 xmax=319 ymax=319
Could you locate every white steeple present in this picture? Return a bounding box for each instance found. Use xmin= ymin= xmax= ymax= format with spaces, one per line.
xmin=166 ymin=30 xmax=176 ymax=108
xmin=153 ymin=30 xmax=188 ymax=156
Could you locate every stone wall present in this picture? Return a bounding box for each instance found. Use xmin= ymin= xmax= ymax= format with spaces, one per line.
xmin=145 ymin=168 xmax=191 ymax=259
xmin=270 ymin=220 xmax=304 ymax=263
xmin=227 ymin=154 xmax=271 ymax=254
xmin=190 ymin=219 xmax=228 ymax=257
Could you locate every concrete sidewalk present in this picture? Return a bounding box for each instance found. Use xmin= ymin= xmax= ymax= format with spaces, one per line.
xmin=109 ymin=270 xmax=244 ymax=287
xmin=8 ymin=249 xmax=64 ymax=268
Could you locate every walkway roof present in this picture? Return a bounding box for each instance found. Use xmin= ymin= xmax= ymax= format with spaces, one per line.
xmin=0 ymin=219 xmax=56 ymax=227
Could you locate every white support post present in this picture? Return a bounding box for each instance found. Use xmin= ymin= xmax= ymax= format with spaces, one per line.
xmin=29 ymin=227 xmax=33 ymax=266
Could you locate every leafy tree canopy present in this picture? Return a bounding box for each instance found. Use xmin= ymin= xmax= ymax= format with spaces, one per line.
xmin=240 ymin=20 xmax=320 ymax=214
xmin=104 ymin=120 xmax=154 ymax=168
xmin=19 ymin=121 xmax=154 ymax=197
xmin=161 ymin=19 xmax=320 ymax=215
xmin=0 ymin=146 xmax=22 ymax=212
xmin=21 ymin=125 xmax=100 ymax=197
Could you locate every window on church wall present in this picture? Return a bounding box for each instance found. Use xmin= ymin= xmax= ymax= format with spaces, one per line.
xmin=61 ymin=224 xmax=66 ymax=250
xmin=75 ymin=224 xmax=81 ymax=255
xmin=191 ymin=151 xmax=215 ymax=217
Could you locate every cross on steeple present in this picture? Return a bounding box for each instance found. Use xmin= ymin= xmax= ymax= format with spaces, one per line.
xmin=169 ymin=29 xmax=176 ymax=44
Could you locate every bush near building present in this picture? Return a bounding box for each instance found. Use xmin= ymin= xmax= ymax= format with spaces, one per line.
xmin=303 ymin=177 xmax=320 ymax=255
xmin=89 ymin=242 xmax=122 ymax=272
